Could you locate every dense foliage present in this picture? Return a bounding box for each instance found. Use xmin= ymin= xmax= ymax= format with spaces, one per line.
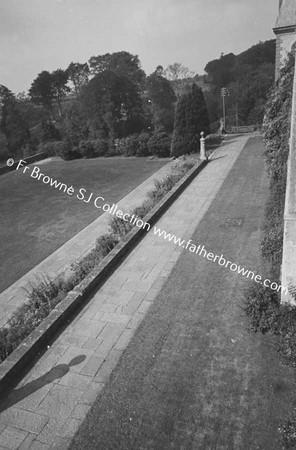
xmin=204 ymin=40 xmax=276 ymax=127
xmin=0 ymin=40 xmax=276 ymax=162
xmin=244 ymin=50 xmax=295 ymax=361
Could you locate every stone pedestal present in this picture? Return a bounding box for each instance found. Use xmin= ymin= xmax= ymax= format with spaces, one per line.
xmin=200 ymin=132 xmax=207 ymax=161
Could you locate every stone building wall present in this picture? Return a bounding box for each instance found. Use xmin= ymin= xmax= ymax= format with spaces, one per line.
xmin=274 ymin=0 xmax=296 ymax=78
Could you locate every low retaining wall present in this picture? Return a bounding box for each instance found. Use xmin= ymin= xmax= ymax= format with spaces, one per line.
xmin=0 ymin=156 xmax=210 ymax=394
xmin=0 ymin=152 xmax=47 ymax=176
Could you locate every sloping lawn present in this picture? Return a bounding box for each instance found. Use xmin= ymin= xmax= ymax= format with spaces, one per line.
xmin=0 ymin=156 xmax=167 ymax=292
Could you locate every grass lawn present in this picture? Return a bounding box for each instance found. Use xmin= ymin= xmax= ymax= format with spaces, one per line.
xmin=0 ymin=156 xmax=168 ymax=293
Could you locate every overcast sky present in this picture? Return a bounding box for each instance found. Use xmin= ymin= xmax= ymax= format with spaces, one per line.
xmin=0 ymin=0 xmax=279 ymax=94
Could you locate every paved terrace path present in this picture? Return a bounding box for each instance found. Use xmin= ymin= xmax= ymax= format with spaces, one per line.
xmin=1 ymin=135 xmax=295 ymax=449
xmin=0 ymin=162 xmax=173 ymax=328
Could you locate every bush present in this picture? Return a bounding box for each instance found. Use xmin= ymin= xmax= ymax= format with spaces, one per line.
xmin=79 ymin=140 xmax=96 ymax=158
xmin=38 ymin=141 xmax=66 ymax=157
xmin=147 ymin=131 xmax=171 ymax=157
xmin=78 ymin=139 xmax=109 ymax=158
xmin=109 ymin=216 xmax=134 ymax=239
xmin=58 ymin=140 xmax=82 ymax=160
xmin=136 ymin=132 xmax=151 ymax=156
xmin=71 ymin=234 xmax=119 ymax=281
xmin=0 ymin=276 xmax=65 ymax=363
xmin=205 ymin=133 xmax=223 ymax=146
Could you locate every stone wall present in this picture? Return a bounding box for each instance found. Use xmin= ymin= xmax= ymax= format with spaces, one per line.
xmin=275 ymin=29 xmax=296 ymax=78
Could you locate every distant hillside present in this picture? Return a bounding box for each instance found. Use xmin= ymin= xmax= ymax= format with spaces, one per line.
xmin=204 ymin=39 xmax=276 ymax=128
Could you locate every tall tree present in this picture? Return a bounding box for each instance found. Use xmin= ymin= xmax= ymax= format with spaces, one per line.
xmin=88 ymin=51 xmax=145 ymax=86
xmin=80 ymin=70 xmax=145 ymax=139
xmin=66 ymin=62 xmax=90 ymax=94
xmin=51 ymin=69 xmax=70 ymax=116
xmin=146 ymin=69 xmax=176 ymax=132
xmin=170 ymin=94 xmax=188 ymax=157
xmin=171 ymin=83 xmax=209 ymax=157
xmin=0 ymin=85 xmax=30 ymax=156
xmin=29 ymin=71 xmax=55 ymax=113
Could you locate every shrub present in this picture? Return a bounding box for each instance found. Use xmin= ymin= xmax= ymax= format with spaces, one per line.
xmin=78 ymin=139 xmax=109 ymax=158
xmin=92 ymin=139 xmax=109 ymax=156
xmin=71 ymin=234 xmax=119 ymax=281
xmin=38 ymin=141 xmax=66 ymax=157
xmin=79 ymin=140 xmax=96 ymax=158
xmin=109 ymin=216 xmax=134 ymax=239
xmin=0 ymin=276 xmax=65 ymax=363
xmin=205 ymin=133 xmax=223 ymax=146
xmin=136 ymin=132 xmax=151 ymax=157
xmin=58 ymin=141 xmax=82 ymax=160
xmin=147 ymin=131 xmax=171 ymax=157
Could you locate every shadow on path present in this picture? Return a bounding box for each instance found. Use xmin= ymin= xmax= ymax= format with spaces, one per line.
xmin=0 ymin=355 xmax=86 ymax=413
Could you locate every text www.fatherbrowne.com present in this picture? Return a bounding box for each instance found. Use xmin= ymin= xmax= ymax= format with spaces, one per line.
xmin=14 ymin=159 xmax=288 ymax=296
xmin=153 ymin=226 xmax=288 ymax=296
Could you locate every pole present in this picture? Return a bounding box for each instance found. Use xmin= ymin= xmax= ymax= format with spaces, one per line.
xmin=235 ymin=80 xmax=239 ymax=129
xmin=222 ymin=94 xmax=226 ymax=131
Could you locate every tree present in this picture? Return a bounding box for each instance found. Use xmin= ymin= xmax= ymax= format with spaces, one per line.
xmin=66 ymin=62 xmax=90 ymax=94
xmin=0 ymin=85 xmax=30 ymax=156
xmin=88 ymin=51 xmax=145 ymax=86
xmin=29 ymin=69 xmax=70 ymax=117
xmin=51 ymin=69 xmax=70 ymax=117
xmin=186 ymin=84 xmax=209 ymax=151
xmin=29 ymin=71 xmax=55 ymax=113
xmin=146 ymin=69 xmax=176 ymax=132
xmin=170 ymin=94 xmax=188 ymax=157
xmin=64 ymin=100 xmax=88 ymax=145
xmin=164 ymin=62 xmax=195 ymax=98
xmin=80 ymin=70 xmax=145 ymax=139
xmin=204 ymin=40 xmax=276 ymax=126
xmin=171 ymin=83 xmax=209 ymax=157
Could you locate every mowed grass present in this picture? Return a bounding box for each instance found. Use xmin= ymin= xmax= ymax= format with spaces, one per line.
xmin=0 ymin=156 xmax=168 ymax=293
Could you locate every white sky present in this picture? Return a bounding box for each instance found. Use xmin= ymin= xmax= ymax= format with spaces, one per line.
xmin=0 ymin=0 xmax=279 ymax=94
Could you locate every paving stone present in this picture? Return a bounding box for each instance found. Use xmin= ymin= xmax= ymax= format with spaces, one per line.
xmin=36 ymin=419 xmax=65 ymax=444
xmin=50 ymin=437 xmax=72 ymax=449
xmin=55 ymin=346 xmax=94 ymax=373
xmin=117 ymin=294 xmax=144 ymax=315
xmin=137 ymin=300 xmax=152 ymax=314
xmin=70 ymin=319 xmax=106 ymax=339
xmin=94 ymin=303 xmax=118 ymax=314
xmin=82 ymin=338 xmax=103 ymax=351
xmin=0 ymin=426 xmax=28 ymax=449
xmin=7 ymin=380 xmax=52 ymax=413
xmin=126 ymin=313 xmax=145 ymax=330
xmin=18 ymin=432 xmax=37 ymax=450
xmin=94 ymin=350 xmax=123 ymax=383
xmin=114 ymin=329 xmax=134 ymax=351
xmin=35 ymin=385 xmax=83 ymax=421
xmin=79 ymin=382 xmax=105 ymax=405
xmin=28 ymin=440 xmax=51 ymax=450
xmin=58 ymin=371 xmax=92 ymax=390
xmin=0 ymin=408 xmax=48 ymax=434
xmin=103 ymin=289 xmax=135 ymax=305
xmin=96 ymin=322 xmax=125 ymax=342
xmin=71 ymin=403 xmax=92 ymax=420
xmin=80 ymin=356 xmax=105 ymax=377
xmin=100 ymin=312 xmax=131 ymax=324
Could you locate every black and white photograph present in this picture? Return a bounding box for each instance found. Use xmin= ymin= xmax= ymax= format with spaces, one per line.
xmin=1 ymin=0 xmax=296 ymax=448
